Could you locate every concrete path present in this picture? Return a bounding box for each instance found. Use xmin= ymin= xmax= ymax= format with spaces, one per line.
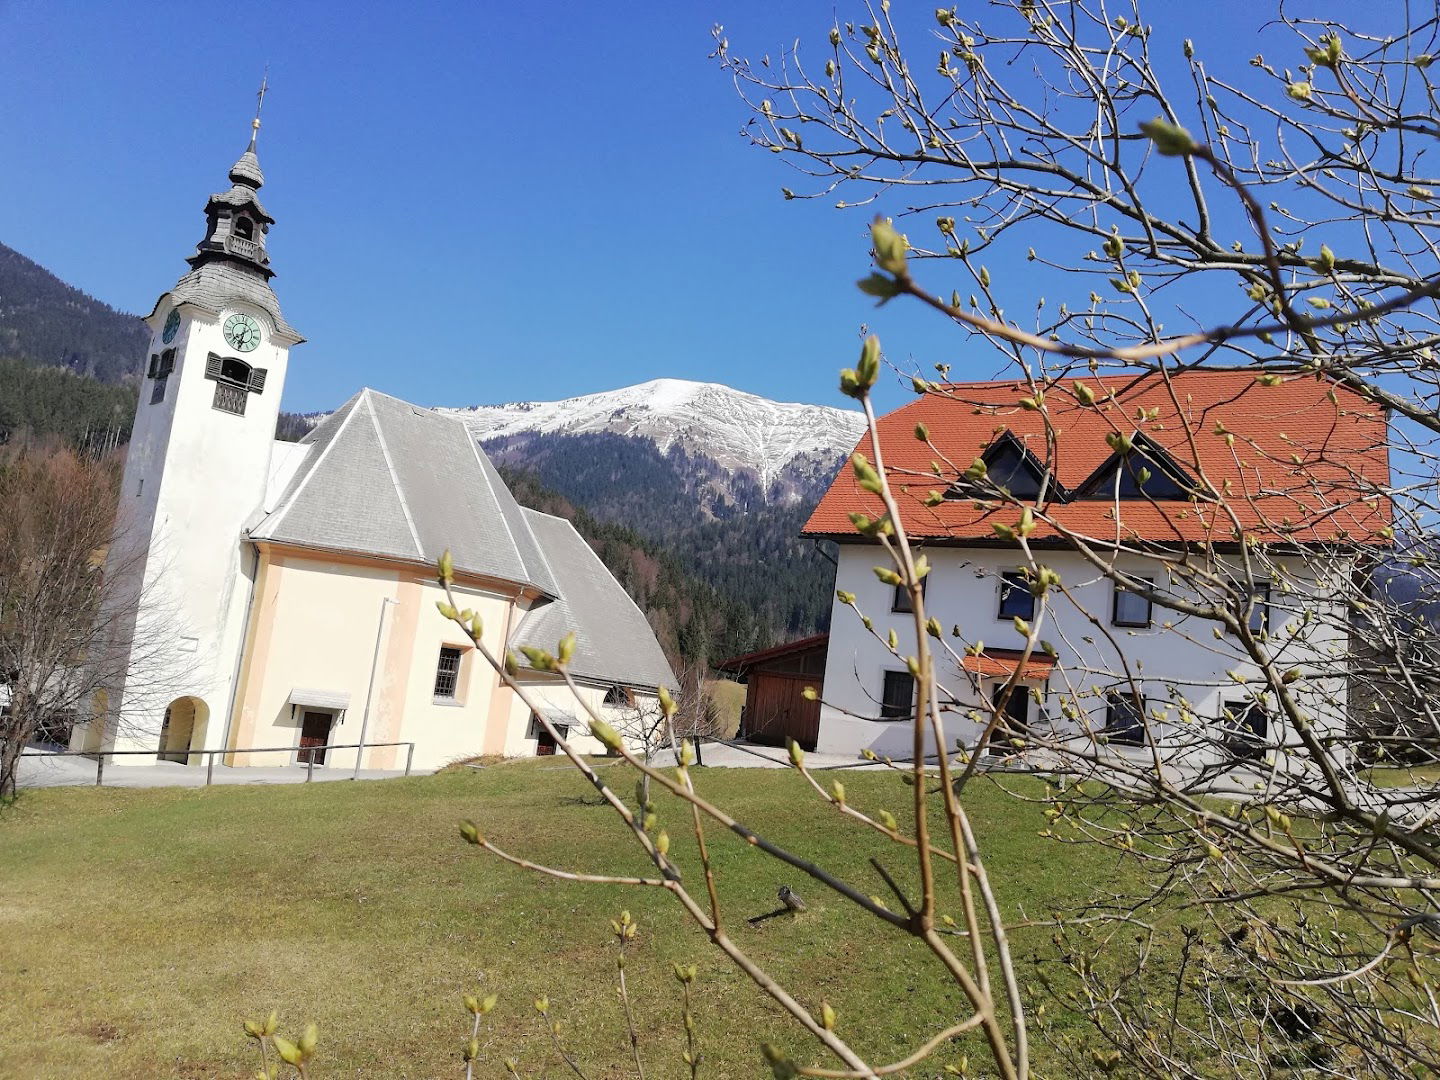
xmin=14 ymin=751 xmax=425 ymax=790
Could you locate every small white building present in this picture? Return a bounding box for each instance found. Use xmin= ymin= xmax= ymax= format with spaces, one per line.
xmin=804 ymin=372 xmax=1391 ymax=767
xmin=70 ymin=123 xmax=675 ymax=771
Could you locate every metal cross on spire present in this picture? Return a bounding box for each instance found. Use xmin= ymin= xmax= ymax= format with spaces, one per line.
xmin=248 ymin=67 xmax=269 ymax=152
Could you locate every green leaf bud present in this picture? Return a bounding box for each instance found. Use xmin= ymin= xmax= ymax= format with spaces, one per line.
xmin=1139 ymin=117 xmax=1196 ymax=155
xmin=870 ymin=216 xmax=909 ymax=275
xmin=788 ymin=739 xmax=805 ymax=768
xmin=273 ymin=1036 xmax=303 ymax=1067
xmin=656 ymin=831 xmax=671 ymax=856
xmin=590 ymin=718 xmax=623 ymax=754
xmin=915 ymin=422 xmax=930 ymax=442
xmin=856 ymin=273 xmax=902 ymax=302
xmin=879 ymin=809 xmax=899 ymax=831
xmin=520 ymin=645 xmax=557 ymax=672
xmin=504 ymin=650 xmax=520 ymax=678
xmin=831 ymin=780 xmax=846 ymax=804
xmin=658 ymin=685 xmax=677 ymax=717
xmin=436 ymin=601 xmax=459 ymax=621
xmin=801 ymin=685 xmax=818 ymax=701
xmin=437 ymin=549 xmax=454 ymax=584
xmin=926 ymin=616 xmax=943 ymax=638
xmin=1287 ymin=81 xmax=1313 ymax=100
xmin=459 ymin=819 xmax=483 ymax=845
xmin=557 ymin=631 xmax=577 ymax=666
xmin=1314 ymin=244 xmax=1336 ymax=273
xmin=820 ymin=1000 xmax=837 ymax=1031
xmin=873 ymin=566 xmax=903 ymax=586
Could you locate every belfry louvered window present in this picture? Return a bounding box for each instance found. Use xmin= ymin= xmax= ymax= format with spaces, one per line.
xmin=205 ymin=352 xmax=268 ymax=417
xmin=150 ymin=349 xmax=177 ymax=405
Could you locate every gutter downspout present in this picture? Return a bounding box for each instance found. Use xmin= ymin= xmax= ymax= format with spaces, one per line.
xmin=219 ymin=542 xmax=262 ymax=763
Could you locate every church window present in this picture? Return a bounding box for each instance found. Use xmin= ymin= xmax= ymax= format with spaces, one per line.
xmin=205 ymin=352 xmax=268 ymax=416
xmin=233 ymin=215 xmax=254 ymax=240
xmin=433 ymin=646 xmax=463 ymax=700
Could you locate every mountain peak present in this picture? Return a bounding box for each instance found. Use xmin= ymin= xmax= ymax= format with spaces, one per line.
xmin=439 ymin=379 xmax=865 ymax=491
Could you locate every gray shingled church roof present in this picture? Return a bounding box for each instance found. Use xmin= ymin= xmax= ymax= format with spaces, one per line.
xmin=250 ymin=390 xmax=674 ymax=690
xmin=252 ymin=389 xmax=559 ymax=596
xmin=513 ymin=510 xmax=679 ymax=691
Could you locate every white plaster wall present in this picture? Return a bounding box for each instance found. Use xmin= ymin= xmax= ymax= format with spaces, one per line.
xmin=236 ymin=552 xmax=518 ymax=772
xmin=500 ymin=679 xmax=656 ymax=758
xmin=819 ymin=543 xmax=1351 ymax=765
xmin=85 ymin=299 xmax=295 ymax=763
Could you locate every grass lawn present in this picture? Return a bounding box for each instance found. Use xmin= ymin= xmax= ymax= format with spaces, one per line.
xmin=0 ymin=760 xmax=1153 ymax=1078
xmin=1364 ymin=763 xmax=1440 ymax=788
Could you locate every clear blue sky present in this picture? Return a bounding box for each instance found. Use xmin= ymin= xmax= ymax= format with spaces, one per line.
xmin=0 ymin=2 xmax=1343 ymax=415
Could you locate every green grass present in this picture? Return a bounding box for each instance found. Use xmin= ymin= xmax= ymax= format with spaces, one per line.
xmin=1364 ymin=763 xmax=1440 ymax=788
xmin=0 ymin=761 xmax=1152 ymax=1078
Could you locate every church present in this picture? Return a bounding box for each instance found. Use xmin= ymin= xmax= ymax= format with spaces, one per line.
xmin=68 ymin=114 xmax=676 ymax=772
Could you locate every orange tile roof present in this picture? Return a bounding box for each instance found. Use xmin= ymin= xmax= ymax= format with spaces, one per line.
xmin=961 ymin=648 xmax=1056 ymax=681
xmin=804 ymin=371 xmax=1391 ymax=546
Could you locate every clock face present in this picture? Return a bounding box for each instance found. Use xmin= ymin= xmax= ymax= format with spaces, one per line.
xmin=162 ymin=309 xmax=180 ymax=344
xmin=223 ymin=313 xmax=262 ymax=353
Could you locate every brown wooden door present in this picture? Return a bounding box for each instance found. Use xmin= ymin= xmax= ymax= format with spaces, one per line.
xmin=747 ymin=673 xmax=821 ymax=751
xmin=298 ymin=710 xmax=332 ymax=765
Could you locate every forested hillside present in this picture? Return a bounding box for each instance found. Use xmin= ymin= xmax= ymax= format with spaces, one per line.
xmin=501 ymin=467 xmax=831 ymax=667
xmin=491 ymin=429 xmax=839 ymax=657
xmin=0 ymin=243 xmax=149 ymax=382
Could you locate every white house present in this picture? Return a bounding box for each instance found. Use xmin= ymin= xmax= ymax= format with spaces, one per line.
xmin=803 ymin=372 xmax=1391 ymax=766
xmin=69 ymin=119 xmax=676 ymax=771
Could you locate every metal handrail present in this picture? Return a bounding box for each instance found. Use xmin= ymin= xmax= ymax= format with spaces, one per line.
xmin=19 ymin=741 xmax=417 ymax=787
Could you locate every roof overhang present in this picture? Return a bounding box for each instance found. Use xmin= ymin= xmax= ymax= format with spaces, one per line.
xmin=288 ymin=688 xmax=351 ymax=710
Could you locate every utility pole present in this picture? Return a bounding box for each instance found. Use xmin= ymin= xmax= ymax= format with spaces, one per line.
xmin=353 ymin=596 xmax=398 ymax=779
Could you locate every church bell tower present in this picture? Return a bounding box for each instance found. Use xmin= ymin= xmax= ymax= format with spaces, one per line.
xmin=89 ymin=88 xmax=305 ymax=762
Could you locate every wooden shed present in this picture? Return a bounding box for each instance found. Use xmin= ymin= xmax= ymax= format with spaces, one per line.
xmin=715 ymin=634 xmax=828 ymax=752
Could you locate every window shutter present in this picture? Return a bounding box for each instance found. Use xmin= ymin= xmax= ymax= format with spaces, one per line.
xmin=205 ymin=354 xmax=223 ymax=380
xmin=159 ymin=349 xmax=176 ymax=376
xmin=147 ymin=354 xmax=159 ymax=379
xmin=248 ymin=367 xmax=268 ymax=394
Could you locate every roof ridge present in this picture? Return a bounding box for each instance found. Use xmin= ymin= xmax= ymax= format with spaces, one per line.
xmin=364 ymin=391 xmax=425 ymax=559
xmin=463 ymin=429 xmax=548 ymax=594
xmin=548 ymin=515 xmax=660 ymax=642
xmin=256 ymin=392 xmax=366 ymax=536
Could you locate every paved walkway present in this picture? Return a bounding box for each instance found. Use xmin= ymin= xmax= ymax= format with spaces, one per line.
xmin=15 ymin=752 xmax=424 ymax=789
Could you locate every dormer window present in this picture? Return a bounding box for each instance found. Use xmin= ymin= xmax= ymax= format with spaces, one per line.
xmin=947 ymin=431 xmax=1056 ymax=501
xmin=1074 ymin=432 xmax=1196 ymax=501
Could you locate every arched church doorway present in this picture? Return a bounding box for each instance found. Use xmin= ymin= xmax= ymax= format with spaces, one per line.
xmin=158 ymin=696 xmax=209 ymax=764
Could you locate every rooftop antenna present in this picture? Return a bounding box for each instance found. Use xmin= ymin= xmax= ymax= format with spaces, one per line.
xmin=248 ymin=67 xmax=269 ymax=152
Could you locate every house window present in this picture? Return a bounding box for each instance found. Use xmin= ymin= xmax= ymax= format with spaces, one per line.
xmin=150 ymin=377 xmax=167 ymax=405
xmin=892 ymin=572 xmax=928 ymax=613
xmin=1104 ymin=691 xmax=1147 ymax=746
xmin=1222 ymin=698 xmax=1268 ymax=760
xmin=603 ymin=685 xmax=632 ymax=707
xmin=1112 ymin=578 xmax=1153 ymax=628
xmin=880 ymin=670 xmax=915 ymax=720
xmin=998 ymin=572 xmax=1034 ymax=621
xmin=433 ymin=646 xmax=463 ymax=700
xmin=1247 ymin=583 xmax=1271 ymax=634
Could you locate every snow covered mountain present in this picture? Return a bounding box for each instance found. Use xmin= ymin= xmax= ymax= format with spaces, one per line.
xmin=439 ymin=379 xmax=866 ymax=502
